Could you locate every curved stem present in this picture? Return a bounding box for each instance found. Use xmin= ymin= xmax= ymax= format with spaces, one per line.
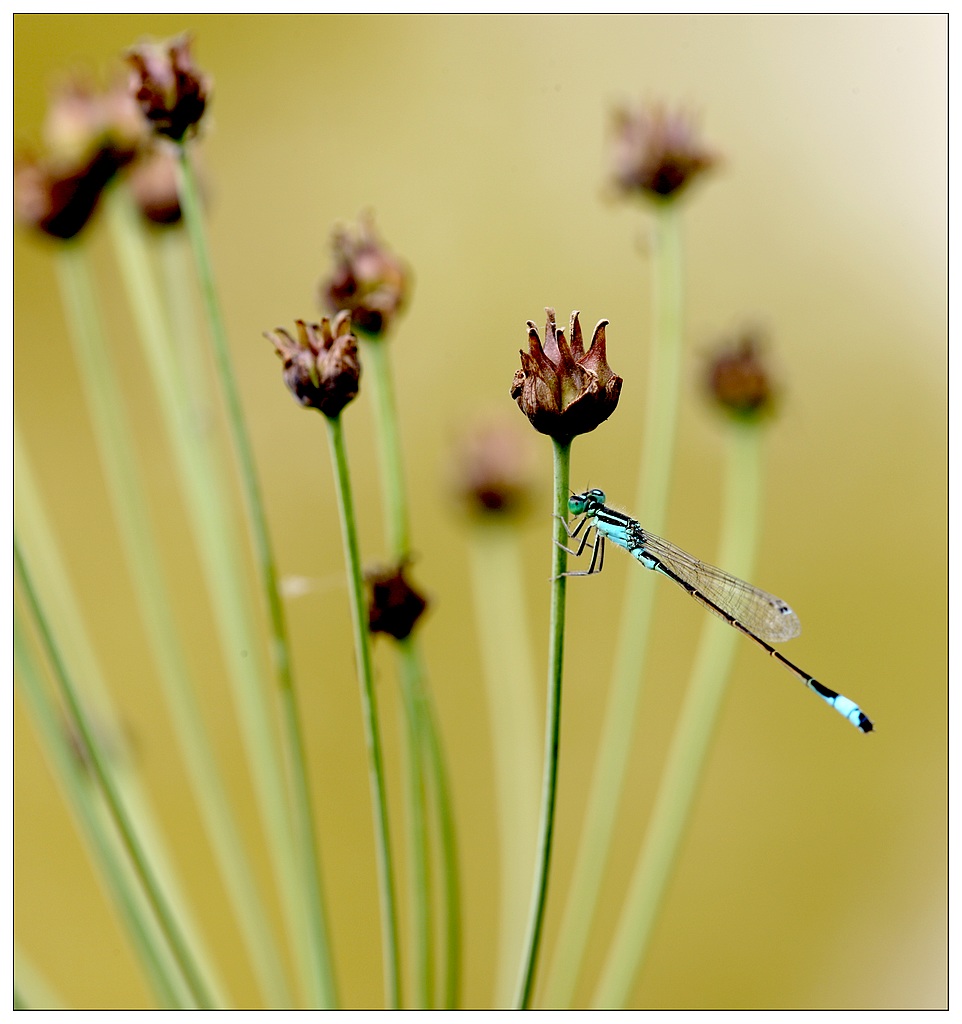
xmin=514 ymin=437 xmax=571 ymax=1009
xmin=325 ymin=414 xmax=402 ymax=1009
xmin=592 ymin=424 xmax=764 ymax=1007
xmin=544 ymin=200 xmax=684 ymax=1005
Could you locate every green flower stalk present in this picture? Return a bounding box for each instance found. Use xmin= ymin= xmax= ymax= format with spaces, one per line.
xmin=545 ymin=107 xmax=716 ymax=1006
xmin=592 ymin=337 xmax=773 ymax=1007
xmin=510 ymin=309 xmax=622 ymax=1008
xmin=266 ymin=315 xmax=402 ymax=1009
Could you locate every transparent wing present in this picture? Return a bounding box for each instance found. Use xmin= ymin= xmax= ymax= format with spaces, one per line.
xmin=640 ymin=530 xmax=801 ymax=642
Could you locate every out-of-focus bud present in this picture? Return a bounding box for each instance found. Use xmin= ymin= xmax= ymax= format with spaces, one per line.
xmin=43 ymin=75 xmax=145 ymax=168
xmin=367 ymin=562 xmax=428 ymax=641
xmin=610 ymin=102 xmax=716 ymax=201
xmin=706 ymin=330 xmax=776 ymax=422
xmin=265 ymin=313 xmax=361 ymax=418
xmin=14 ymin=149 xmax=118 ymax=240
xmin=511 ymin=308 xmax=622 ymax=444
xmin=128 ymin=145 xmax=183 ymax=225
xmin=452 ymin=419 xmax=536 ymax=517
xmin=126 ymin=33 xmax=210 ymax=143
xmin=319 ymin=213 xmax=410 ymax=337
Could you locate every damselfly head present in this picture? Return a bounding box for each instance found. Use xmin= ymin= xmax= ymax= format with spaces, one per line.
xmin=569 ymin=489 xmax=606 ymax=516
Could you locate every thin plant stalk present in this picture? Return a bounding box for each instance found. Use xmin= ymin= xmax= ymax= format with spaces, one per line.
xmin=157 ymin=166 xmax=337 ymax=1007
xmin=544 ymin=200 xmax=684 ymax=1005
xmin=513 ymin=437 xmax=571 ymax=1009
xmin=325 ymin=413 xmax=402 ymax=1009
xmin=14 ymin=619 xmax=185 ymax=1008
xmin=592 ymin=423 xmax=764 ymax=1008
xmin=360 ymin=335 xmax=460 ymax=1006
xmin=14 ymin=539 xmax=217 ymax=1010
xmin=56 ymin=223 xmax=292 ymax=1008
xmin=13 ymin=423 xmax=223 ymax=1006
xmin=467 ymin=521 xmax=541 ymax=1006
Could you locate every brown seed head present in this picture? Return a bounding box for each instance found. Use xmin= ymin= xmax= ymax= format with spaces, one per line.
xmin=265 ymin=313 xmax=361 ymax=418
xmin=15 ymin=148 xmax=120 ymax=240
xmin=511 ymin=309 xmax=622 ymax=443
xmin=128 ymin=145 xmax=183 ymax=225
xmin=367 ymin=562 xmax=428 ymax=641
xmin=706 ymin=331 xmax=776 ymax=421
xmin=452 ymin=419 xmax=536 ymax=517
xmin=126 ymin=33 xmax=209 ymax=142
xmin=610 ymin=102 xmax=716 ymax=201
xmin=319 ymin=213 xmax=410 ymax=337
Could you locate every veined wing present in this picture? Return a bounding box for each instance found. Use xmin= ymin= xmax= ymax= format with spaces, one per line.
xmin=639 ymin=529 xmax=802 ymax=642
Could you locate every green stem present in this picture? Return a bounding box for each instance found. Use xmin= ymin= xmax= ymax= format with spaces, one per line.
xmin=514 ymin=437 xmax=571 ymax=1009
xmin=467 ymin=522 xmax=541 ymax=1006
xmin=592 ymin=424 xmax=764 ymax=1008
xmin=325 ymin=414 xmax=402 ymax=1009
xmin=168 ymin=162 xmax=337 ymax=1007
xmin=544 ymin=200 xmax=685 ymax=1005
xmin=361 ymin=334 xmax=460 ymax=1005
xmin=58 ymin=220 xmax=292 ymax=1008
xmin=14 ymin=618 xmax=184 ymax=1008
xmin=15 ymin=539 xmax=217 ymax=1010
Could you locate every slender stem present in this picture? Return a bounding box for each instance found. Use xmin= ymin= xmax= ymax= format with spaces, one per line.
xmin=544 ymin=200 xmax=685 ymax=1005
xmin=514 ymin=437 xmax=571 ymax=1009
xmin=14 ymin=617 xmax=184 ymax=1008
xmin=168 ymin=162 xmax=337 ymax=1007
xmin=592 ymin=424 xmax=764 ymax=1008
xmin=361 ymin=334 xmax=460 ymax=1005
xmin=58 ymin=219 xmax=292 ymax=1008
xmin=467 ymin=521 xmax=541 ymax=1006
xmin=325 ymin=414 xmax=402 ymax=1009
xmin=15 ymin=539 xmax=217 ymax=1010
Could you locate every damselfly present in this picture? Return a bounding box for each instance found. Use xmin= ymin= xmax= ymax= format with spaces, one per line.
xmin=558 ymin=489 xmax=873 ymax=733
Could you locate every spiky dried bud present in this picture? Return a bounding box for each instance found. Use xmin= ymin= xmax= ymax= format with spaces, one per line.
xmin=126 ymin=34 xmax=209 ymax=142
xmin=706 ymin=331 xmax=776 ymax=421
xmin=511 ymin=309 xmax=622 ymax=443
xmin=610 ymin=102 xmax=716 ymax=201
xmin=452 ymin=419 xmax=535 ymax=517
xmin=265 ymin=313 xmax=361 ymax=418
xmin=367 ymin=563 xmax=428 ymax=641
xmin=319 ymin=213 xmax=410 ymax=337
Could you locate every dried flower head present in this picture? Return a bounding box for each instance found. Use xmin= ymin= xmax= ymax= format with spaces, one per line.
xmin=511 ymin=309 xmax=622 ymax=443
xmin=15 ymin=148 xmax=119 ymax=240
xmin=610 ymin=102 xmax=716 ymax=200
xmin=706 ymin=331 xmax=776 ymax=421
xmin=319 ymin=213 xmax=410 ymax=337
xmin=265 ymin=313 xmax=361 ymax=418
xmin=367 ymin=563 xmax=428 ymax=641
xmin=126 ymin=33 xmax=209 ymax=142
xmin=452 ymin=419 xmax=536 ymax=517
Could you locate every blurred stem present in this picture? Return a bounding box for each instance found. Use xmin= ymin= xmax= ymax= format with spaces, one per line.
xmin=360 ymin=334 xmax=460 ymax=1006
xmin=592 ymin=423 xmax=764 ymax=1008
xmin=544 ymin=199 xmax=684 ymax=1005
xmin=514 ymin=437 xmax=571 ymax=1009
xmin=14 ymin=539 xmax=217 ymax=1010
xmin=106 ymin=190 xmax=333 ymax=1007
xmin=14 ymin=614 xmax=184 ymax=1008
xmin=467 ymin=521 xmax=541 ymax=1006
xmin=325 ymin=413 xmax=402 ymax=1009
xmin=58 ymin=219 xmax=292 ymax=1008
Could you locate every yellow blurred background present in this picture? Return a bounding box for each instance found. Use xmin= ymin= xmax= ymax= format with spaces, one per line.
xmin=14 ymin=14 xmax=946 ymax=1010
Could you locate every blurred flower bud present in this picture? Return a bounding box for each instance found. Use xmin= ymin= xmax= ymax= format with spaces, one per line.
xmin=319 ymin=213 xmax=410 ymax=337
xmin=452 ymin=418 xmax=536 ymax=517
xmin=610 ymin=102 xmax=716 ymax=201
xmin=15 ymin=148 xmax=118 ymax=240
xmin=511 ymin=309 xmax=622 ymax=444
xmin=265 ymin=313 xmax=361 ymax=418
xmin=128 ymin=145 xmax=183 ymax=225
xmin=126 ymin=33 xmax=209 ymax=142
xmin=706 ymin=330 xmax=776 ymax=421
xmin=367 ymin=562 xmax=428 ymax=641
